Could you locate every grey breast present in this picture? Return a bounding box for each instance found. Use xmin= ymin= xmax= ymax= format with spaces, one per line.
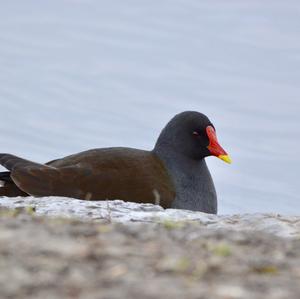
xmin=154 ymin=149 xmax=217 ymax=214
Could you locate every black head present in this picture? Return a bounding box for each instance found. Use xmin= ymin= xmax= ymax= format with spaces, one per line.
xmin=154 ymin=111 xmax=231 ymax=163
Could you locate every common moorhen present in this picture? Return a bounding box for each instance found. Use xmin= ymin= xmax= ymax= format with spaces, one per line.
xmin=0 ymin=111 xmax=231 ymax=214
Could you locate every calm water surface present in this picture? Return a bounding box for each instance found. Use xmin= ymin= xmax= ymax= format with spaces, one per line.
xmin=0 ymin=0 xmax=300 ymax=214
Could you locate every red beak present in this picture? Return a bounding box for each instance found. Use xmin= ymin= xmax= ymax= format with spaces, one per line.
xmin=206 ymin=126 xmax=232 ymax=164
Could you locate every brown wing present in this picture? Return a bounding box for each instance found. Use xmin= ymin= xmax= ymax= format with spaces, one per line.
xmin=0 ymin=149 xmax=175 ymax=208
xmin=0 ymin=153 xmax=63 ymax=197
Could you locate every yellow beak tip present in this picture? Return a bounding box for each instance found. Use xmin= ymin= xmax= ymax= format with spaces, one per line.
xmin=218 ymin=155 xmax=232 ymax=164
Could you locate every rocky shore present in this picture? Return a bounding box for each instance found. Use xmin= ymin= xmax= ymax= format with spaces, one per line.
xmin=1 ymin=197 xmax=299 ymax=238
xmin=0 ymin=197 xmax=300 ymax=299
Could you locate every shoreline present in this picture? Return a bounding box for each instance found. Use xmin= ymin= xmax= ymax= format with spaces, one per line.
xmin=0 ymin=206 xmax=299 ymax=299
xmin=0 ymin=197 xmax=299 ymax=238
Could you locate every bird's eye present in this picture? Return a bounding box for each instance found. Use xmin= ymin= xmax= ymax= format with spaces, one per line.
xmin=192 ymin=131 xmax=199 ymax=136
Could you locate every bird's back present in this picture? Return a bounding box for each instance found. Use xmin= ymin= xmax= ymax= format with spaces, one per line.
xmin=0 ymin=148 xmax=175 ymax=207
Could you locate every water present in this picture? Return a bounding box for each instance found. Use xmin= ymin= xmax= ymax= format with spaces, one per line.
xmin=0 ymin=0 xmax=299 ymax=214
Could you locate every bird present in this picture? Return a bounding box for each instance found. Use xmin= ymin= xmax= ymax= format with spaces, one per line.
xmin=0 ymin=111 xmax=231 ymax=214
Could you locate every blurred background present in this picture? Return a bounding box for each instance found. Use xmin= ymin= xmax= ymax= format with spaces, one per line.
xmin=0 ymin=0 xmax=299 ymax=214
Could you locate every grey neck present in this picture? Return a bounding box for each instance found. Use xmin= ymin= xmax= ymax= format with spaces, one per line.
xmin=153 ymin=145 xmax=217 ymax=214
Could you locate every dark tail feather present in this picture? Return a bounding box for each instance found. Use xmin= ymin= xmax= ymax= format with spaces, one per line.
xmin=0 ymin=171 xmax=13 ymax=183
xmin=0 ymin=153 xmax=51 ymax=197
xmin=0 ymin=157 xmax=30 ymax=197
xmin=0 ymin=182 xmax=29 ymax=197
xmin=0 ymin=173 xmax=29 ymax=197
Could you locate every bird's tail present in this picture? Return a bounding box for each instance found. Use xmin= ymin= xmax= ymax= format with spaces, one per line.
xmin=0 ymin=153 xmax=58 ymax=197
xmin=0 ymin=156 xmax=29 ymax=197
xmin=0 ymin=171 xmax=13 ymax=183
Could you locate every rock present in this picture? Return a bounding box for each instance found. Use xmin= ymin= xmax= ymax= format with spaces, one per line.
xmin=0 ymin=196 xmax=299 ymax=238
xmin=0 ymin=210 xmax=299 ymax=299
